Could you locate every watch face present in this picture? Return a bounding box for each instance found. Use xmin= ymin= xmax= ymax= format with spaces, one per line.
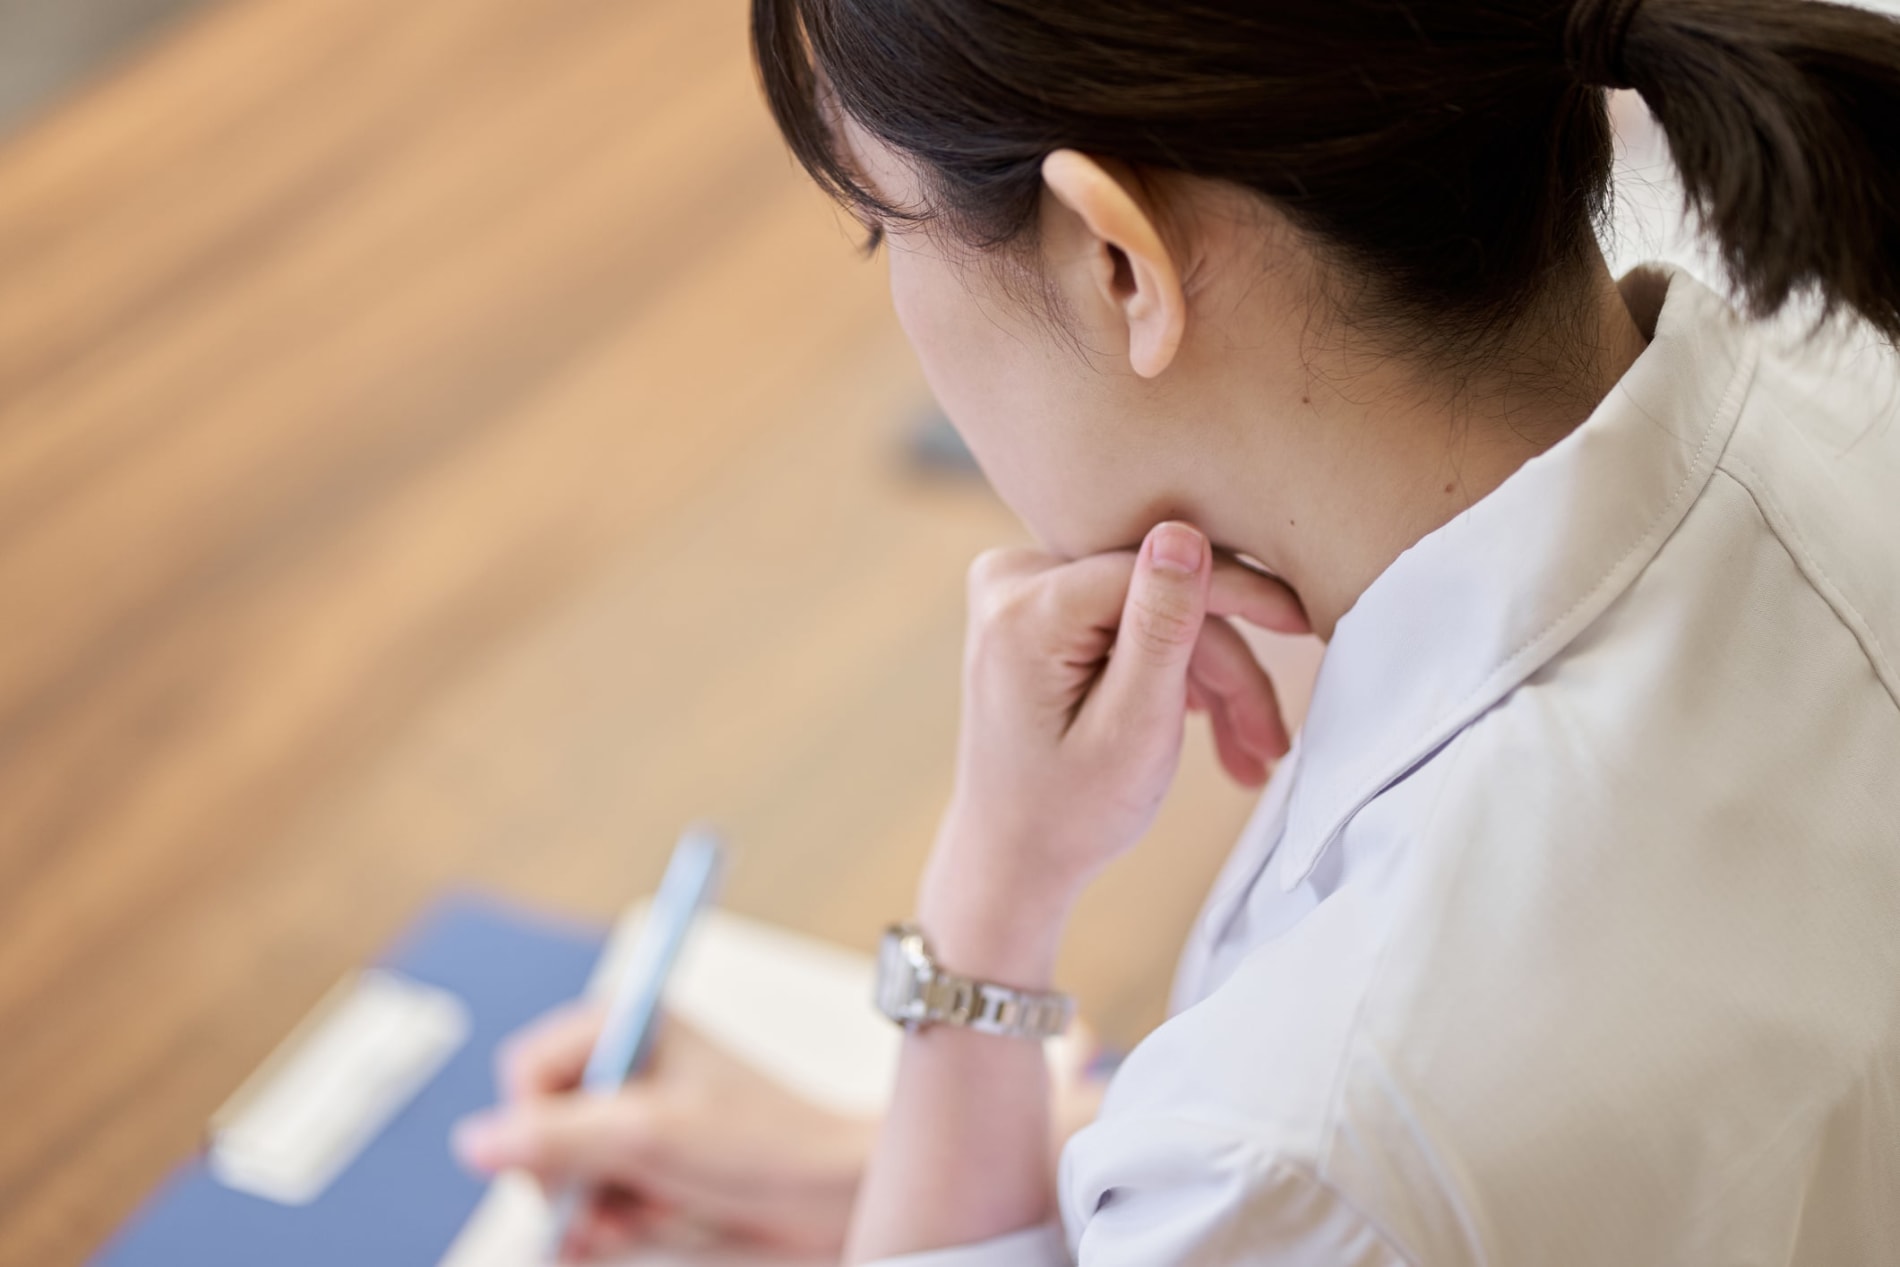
xmin=875 ymin=927 xmax=925 ymax=1023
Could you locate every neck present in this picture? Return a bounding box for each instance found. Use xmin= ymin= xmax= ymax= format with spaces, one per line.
xmin=1226 ymin=268 xmax=1650 ymax=641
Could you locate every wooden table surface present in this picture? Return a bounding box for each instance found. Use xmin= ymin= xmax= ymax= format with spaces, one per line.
xmin=0 ymin=2 xmax=1319 ymax=1262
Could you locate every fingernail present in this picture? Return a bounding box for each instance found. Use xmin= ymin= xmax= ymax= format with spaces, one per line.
xmin=451 ymin=1114 xmax=509 ymax=1170
xmin=1148 ymin=522 xmax=1204 ymax=574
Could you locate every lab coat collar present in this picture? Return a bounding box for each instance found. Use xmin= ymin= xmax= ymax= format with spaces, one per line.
xmin=1276 ymin=268 xmax=1760 ymax=892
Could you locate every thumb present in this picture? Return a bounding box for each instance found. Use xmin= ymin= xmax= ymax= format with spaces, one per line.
xmin=452 ymin=1095 xmax=663 ymax=1187
xmin=1094 ymin=521 xmax=1210 ymax=724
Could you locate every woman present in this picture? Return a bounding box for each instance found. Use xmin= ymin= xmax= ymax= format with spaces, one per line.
xmin=453 ymin=0 xmax=1900 ymax=1261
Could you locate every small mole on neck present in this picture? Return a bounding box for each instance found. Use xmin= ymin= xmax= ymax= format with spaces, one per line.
xmin=1443 ymin=481 xmax=1455 ymax=494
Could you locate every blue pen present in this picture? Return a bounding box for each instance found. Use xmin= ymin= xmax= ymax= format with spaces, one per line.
xmin=544 ymin=826 xmax=726 ymax=1260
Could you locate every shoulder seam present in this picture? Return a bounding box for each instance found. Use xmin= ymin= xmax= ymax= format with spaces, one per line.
xmin=1313 ymin=730 xmax=1490 ymax=1263
xmin=1315 ymin=730 xmax=1473 ymax=1163
xmin=1713 ymin=461 xmax=1900 ymax=716
xmin=1235 ymin=1149 xmax=1422 ymax=1267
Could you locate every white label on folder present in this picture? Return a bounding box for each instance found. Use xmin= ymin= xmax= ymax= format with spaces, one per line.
xmin=209 ymin=968 xmax=470 ymax=1205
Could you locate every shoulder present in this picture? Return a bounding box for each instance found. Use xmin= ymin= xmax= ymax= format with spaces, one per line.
xmin=1308 ymin=382 xmax=1900 ymax=1258
xmin=1714 ymin=318 xmax=1900 ymax=713
xmin=1059 ymin=748 xmax=1465 ymax=1263
xmin=1070 ymin=465 xmax=1900 ymax=1262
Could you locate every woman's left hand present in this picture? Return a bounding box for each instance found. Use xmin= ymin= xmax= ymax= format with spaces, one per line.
xmin=921 ymin=520 xmax=1308 ymax=960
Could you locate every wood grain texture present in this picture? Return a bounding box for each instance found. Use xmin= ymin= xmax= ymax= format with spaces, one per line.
xmin=0 ymin=2 xmax=1321 ymax=1263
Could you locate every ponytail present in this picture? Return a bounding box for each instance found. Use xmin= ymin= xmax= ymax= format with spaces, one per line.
xmin=1611 ymin=0 xmax=1900 ymax=338
xmin=757 ymin=0 xmax=1900 ymax=352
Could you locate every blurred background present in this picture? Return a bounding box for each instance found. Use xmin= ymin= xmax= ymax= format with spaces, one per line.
xmin=4 ymin=1 xmax=1892 ymax=1264
xmin=0 ymin=2 xmax=1313 ymax=1263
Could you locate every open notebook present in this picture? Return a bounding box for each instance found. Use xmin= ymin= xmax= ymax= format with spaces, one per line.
xmin=435 ymin=903 xmax=901 ymax=1267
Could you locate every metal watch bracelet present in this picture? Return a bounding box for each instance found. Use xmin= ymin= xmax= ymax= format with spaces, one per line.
xmin=874 ymin=922 xmax=1075 ymax=1040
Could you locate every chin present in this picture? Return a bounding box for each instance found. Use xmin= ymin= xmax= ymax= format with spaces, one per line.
xmin=989 ymin=474 xmax=1158 ymax=562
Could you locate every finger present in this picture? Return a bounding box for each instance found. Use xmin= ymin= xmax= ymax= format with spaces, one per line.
xmin=1090 ymin=521 xmax=1210 ymax=727
xmin=1188 ymin=618 xmax=1288 ymax=785
xmin=973 ymin=549 xmax=1137 ymax=645
xmin=1201 ymin=686 xmax=1265 ymax=788
xmin=451 ymin=1093 xmax=666 ymax=1189
xmin=561 ymin=1190 xmax=656 ymax=1262
xmin=965 ymin=544 xmax=1066 ymax=598
xmin=997 ymin=547 xmax=1304 ymax=645
xmin=1191 ymin=616 xmax=1289 ymax=761
xmin=1189 ymin=664 xmax=1245 ymax=777
xmin=1185 ymin=675 xmax=1209 ymax=713
xmin=495 ymin=1000 xmax=605 ymax=1102
xmin=1207 ymin=552 xmax=1310 ymax=635
xmin=556 ymin=1204 xmax=610 ymax=1264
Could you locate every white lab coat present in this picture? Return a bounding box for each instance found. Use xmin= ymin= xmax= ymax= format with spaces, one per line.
xmin=870 ymin=266 xmax=1900 ymax=1266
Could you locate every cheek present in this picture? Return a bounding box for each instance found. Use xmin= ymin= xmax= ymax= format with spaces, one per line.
xmin=888 ymin=248 xmax=1006 ymax=434
xmin=886 ymin=245 xmax=1195 ymax=560
xmin=888 ymin=248 xmax=1099 ymax=548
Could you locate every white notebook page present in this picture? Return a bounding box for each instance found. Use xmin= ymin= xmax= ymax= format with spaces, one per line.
xmin=437 ymin=904 xmax=898 ymax=1267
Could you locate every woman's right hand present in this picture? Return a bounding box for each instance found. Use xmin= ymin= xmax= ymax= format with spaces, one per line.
xmin=451 ymin=1001 xmax=879 ymax=1261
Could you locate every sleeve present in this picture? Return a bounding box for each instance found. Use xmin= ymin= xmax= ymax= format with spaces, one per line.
xmin=1061 ymin=1115 xmax=1414 ymax=1267
xmin=857 ymin=1121 xmax=1411 ymax=1267
xmin=861 ymin=1222 xmax=1068 ymax=1267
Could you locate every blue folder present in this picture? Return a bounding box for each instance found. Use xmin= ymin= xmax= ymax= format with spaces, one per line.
xmin=92 ymin=891 xmax=607 ymax=1267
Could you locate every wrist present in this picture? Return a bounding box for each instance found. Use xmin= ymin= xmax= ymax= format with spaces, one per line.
xmin=916 ymin=826 xmax=1080 ymax=988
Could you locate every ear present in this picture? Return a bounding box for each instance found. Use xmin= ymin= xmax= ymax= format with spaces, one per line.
xmin=1039 ymin=149 xmax=1188 ymax=379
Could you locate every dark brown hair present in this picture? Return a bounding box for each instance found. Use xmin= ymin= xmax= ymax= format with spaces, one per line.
xmin=750 ymin=0 xmax=1900 ymax=353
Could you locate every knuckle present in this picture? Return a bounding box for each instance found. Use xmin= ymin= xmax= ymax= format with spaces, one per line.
xmin=965 ymin=545 xmax=1057 ymax=602
xmin=971 ymin=575 xmax=1039 ymax=638
xmin=966 ymin=547 xmax=1027 ymax=595
xmin=494 ymin=1036 xmax=534 ymax=1091
xmin=965 ymin=548 xmax=1009 ymax=594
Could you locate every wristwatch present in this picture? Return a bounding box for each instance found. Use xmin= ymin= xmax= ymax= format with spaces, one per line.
xmin=874 ymin=922 xmax=1075 ymax=1040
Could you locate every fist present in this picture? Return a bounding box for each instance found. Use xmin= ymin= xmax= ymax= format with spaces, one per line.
xmin=933 ymin=520 xmax=1307 ymax=915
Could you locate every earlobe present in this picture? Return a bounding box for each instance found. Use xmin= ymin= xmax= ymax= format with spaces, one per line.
xmin=1041 ymin=150 xmax=1188 ymax=379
